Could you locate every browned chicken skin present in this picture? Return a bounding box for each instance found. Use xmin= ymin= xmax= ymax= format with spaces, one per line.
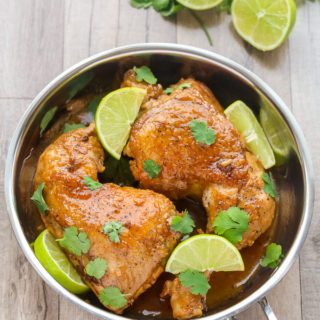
xmin=122 ymin=69 xmax=276 ymax=318
xmin=34 ymin=123 xmax=181 ymax=313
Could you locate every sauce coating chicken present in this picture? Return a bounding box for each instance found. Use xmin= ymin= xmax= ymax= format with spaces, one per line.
xmin=34 ymin=123 xmax=181 ymax=313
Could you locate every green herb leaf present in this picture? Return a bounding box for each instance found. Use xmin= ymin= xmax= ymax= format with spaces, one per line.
xmin=212 ymin=207 xmax=249 ymax=244
xmin=31 ymin=182 xmax=49 ymax=215
xmin=103 ymin=221 xmax=124 ymax=243
xmin=64 ymin=123 xmax=86 ymax=133
xmin=57 ymin=226 xmax=91 ymax=255
xmin=40 ymin=107 xmax=58 ymax=135
xmin=171 ymin=210 xmax=195 ymax=235
xmin=102 ymin=156 xmax=135 ymax=187
xmin=99 ymin=286 xmax=129 ymax=308
xmin=189 ymin=119 xmax=216 ymax=146
xmin=261 ymin=243 xmax=283 ymax=268
xmin=262 ymin=173 xmax=277 ymax=198
xmin=130 ymin=0 xmax=152 ymax=8
xmin=83 ymin=176 xmax=102 ymax=190
xmin=159 ymin=2 xmax=182 ymax=16
xmin=68 ymin=72 xmax=94 ymax=100
xmin=143 ymin=159 xmax=161 ymax=178
xmin=218 ymin=0 xmax=233 ymax=14
xmin=179 ymin=270 xmax=211 ymax=295
xmin=179 ymin=83 xmax=191 ymax=90
xmin=86 ymin=258 xmax=108 ymax=279
xmin=164 ymin=87 xmax=174 ymax=95
xmin=88 ymin=96 xmax=102 ymax=117
xmin=133 ymin=66 xmax=157 ymax=84
xmin=152 ymin=0 xmax=170 ymax=11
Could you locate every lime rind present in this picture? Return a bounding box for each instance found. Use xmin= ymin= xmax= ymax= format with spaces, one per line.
xmin=34 ymin=230 xmax=89 ymax=294
xmin=95 ymin=87 xmax=146 ymax=160
xmin=165 ymin=234 xmax=244 ymax=274
xmin=177 ymin=0 xmax=224 ymax=10
xmin=224 ymin=100 xmax=276 ymax=169
xmin=231 ymin=0 xmax=296 ymax=51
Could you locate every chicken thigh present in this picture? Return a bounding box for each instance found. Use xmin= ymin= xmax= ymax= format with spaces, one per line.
xmin=34 ymin=123 xmax=181 ymax=313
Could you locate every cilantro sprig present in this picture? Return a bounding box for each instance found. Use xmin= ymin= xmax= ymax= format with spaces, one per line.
xmin=190 ymin=120 xmax=216 ymax=146
xmin=103 ymin=221 xmax=124 ymax=243
xmin=133 ymin=66 xmax=157 ymax=84
xmin=99 ymin=286 xmax=130 ymax=308
xmin=83 ymin=176 xmax=102 ymax=191
xmin=57 ymin=226 xmax=91 ymax=255
xmin=164 ymin=83 xmax=191 ymax=95
xmin=86 ymin=258 xmax=108 ymax=279
xmin=262 ymin=173 xmax=277 ymax=198
xmin=40 ymin=106 xmax=58 ymax=135
xmin=31 ymin=182 xmax=49 ymax=215
xmin=64 ymin=123 xmax=86 ymax=133
xmin=88 ymin=96 xmax=102 ymax=117
xmin=261 ymin=243 xmax=283 ymax=269
xmin=179 ymin=270 xmax=211 ymax=295
xmin=170 ymin=210 xmax=195 ymax=235
xmin=143 ymin=159 xmax=161 ymax=178
xmin=212 ymin=207 xmax=249 ymax=244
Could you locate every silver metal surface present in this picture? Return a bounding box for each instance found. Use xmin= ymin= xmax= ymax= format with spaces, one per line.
xmin=259 ymin=297 xmax=277 ymax=320
xmin=5 ymin=43 xmax=314 ymax=320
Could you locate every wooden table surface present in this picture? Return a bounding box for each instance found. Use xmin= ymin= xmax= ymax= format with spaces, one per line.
xmin=0 ymin=1 xmax=319 ymax=319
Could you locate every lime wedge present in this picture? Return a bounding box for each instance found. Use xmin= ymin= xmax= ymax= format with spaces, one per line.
xmin=95 ymin=87 xmax=147 ymax=160
xmin=34 ymin=229 xmax=89 ymax=294
xmin=224 ymin=100 xmax=275 ymax=169
xmin=259 ymin=108 xmax=290 ymax=165
xmin=165 ymin=234 xmax=244 ymax=274
xmin=231 ymin=0 xmax=296 ymax=51
xmin=177 ymin=0 xmax=223 ymax=10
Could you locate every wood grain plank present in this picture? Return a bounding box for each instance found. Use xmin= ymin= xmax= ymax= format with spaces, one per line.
xmin=0 ymin=0 xmax=64 ymax=98
xmin=289 ymin=3 xmax=320 ymax=319
xmin=0 ymin=99 xmax=59 ymax=320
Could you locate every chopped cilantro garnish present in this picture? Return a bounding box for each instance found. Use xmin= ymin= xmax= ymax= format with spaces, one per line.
xmin=99 ymin=286 xmax=130 ymax=308
xmin=212 ymin=207 xmax=249 ymax=244
xmin=103 ymin=221 xmax=124 ymax=243
xmin=64 ymin=123 xmax=86 ymax=133
xmin=189 ymin=119 xmax=216 ymax=146
xmin=83 ymin=176 xmax=102 ymax=190
xmin=164 ymin=87 xmax=174 ymax=95
xmin=262 ymin=173 xmax=277 ymax=198
xmin=57 ymin=226 xmax=91 ymax=255
xmin=164 ymin=83 xmax=191 ymax=95
xmin=261 ymin=243 xmax=283 ymax=268
xmin=40 ymin=106 xmax=58 ymax=135
xmin=85 ymin=258 xmax=108 ymax=279
xmin=88 ymin=96 xmax=102 ymax=117
xmin=31 ymin=182 xmax=49 ymax=215
xmin=133 ymin=66 xmax=157 ymax=84
xmin=179 ymin=270 xmax=211 ymax=295
xmin=143 ymin=159 xmax=161 ymax=179
xmin=179 ymin=83 xmax=191 ymax=90
xmin=170 ymin=210 xmax=195 ymax=235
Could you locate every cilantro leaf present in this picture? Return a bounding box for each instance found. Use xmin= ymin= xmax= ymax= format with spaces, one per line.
xmin=212 ymin=207 xmax=249 ymax=244
xmin=83 ymin=176 xmax=102 ymax=190
xmin=68 ymin=72 xmax=94 ymax=100
xmin=152 ymin=0 xmax=170 ymax=12
xmin=88 ymin=96 xmax=102 ymax=117
xmin=99 ymin=286 xmax=129 ymax=308
xmin=103 ymin=221 xmax=124 ymax=243
xmin=102 ymin=156 xmax=135 ymax=187
xmin=164 ymin=87 xmax=174 ymax=95
xmin=57 ymin=226 xmax=91 ymax=255
xmin=85 ymin=258 xmax=108 ymax=279
xmin=31 ymin=182 xmax=49 ymax=215
xmin=130 ymin=0 xmax=152 ymax=8
xmin=171 ymin=210 xmax=195 ymax=235
xmin=164 ymin=83 xmax=191 ymax=95
xmin=179 ymin=270 xmax=211 ymax=295
xmin=64 ymin=123 xmax=86 ymax=133
xmin=189 ymin=120 xmax=216 ymax=146
xmin=40 ymin=106 xmax=58 ymax=135
xmin=218 ymin=0 xmax=233 ymax=14
xmin=143 ymin=159 xmax=161 ymax=178
xmin=159 ymin=2 xmax=182 ymax=16
xmin=179 ymin=83 xmax=191 ymax=90
xmin=133 ymin=66 xmax=157 ymax=84
xmin=261 ymin=243 xmax=283 ymax=268
xmin=262 ymin=173 xmax=277 ymax=198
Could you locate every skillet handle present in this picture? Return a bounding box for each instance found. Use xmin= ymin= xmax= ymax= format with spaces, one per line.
xmin=259 ymin=297 xmax=278 ymax=320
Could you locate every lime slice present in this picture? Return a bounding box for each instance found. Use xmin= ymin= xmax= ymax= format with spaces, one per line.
xmin=165 ymin=234 xmax=244 ymax=274
xmin=224 ymin=100 xmax=275 ymax=169
xmin=177 ymin=0 xmax=224 ymax=10
xmin=231 ymin=0 xmax=296 ymax=51
xmin=95 ymin=87 xmax=147 ymax=159
xmin=34 ymin=229 xmax=89 ymax=294
xmin=259 ymin=108 xmax=290 ymax=165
